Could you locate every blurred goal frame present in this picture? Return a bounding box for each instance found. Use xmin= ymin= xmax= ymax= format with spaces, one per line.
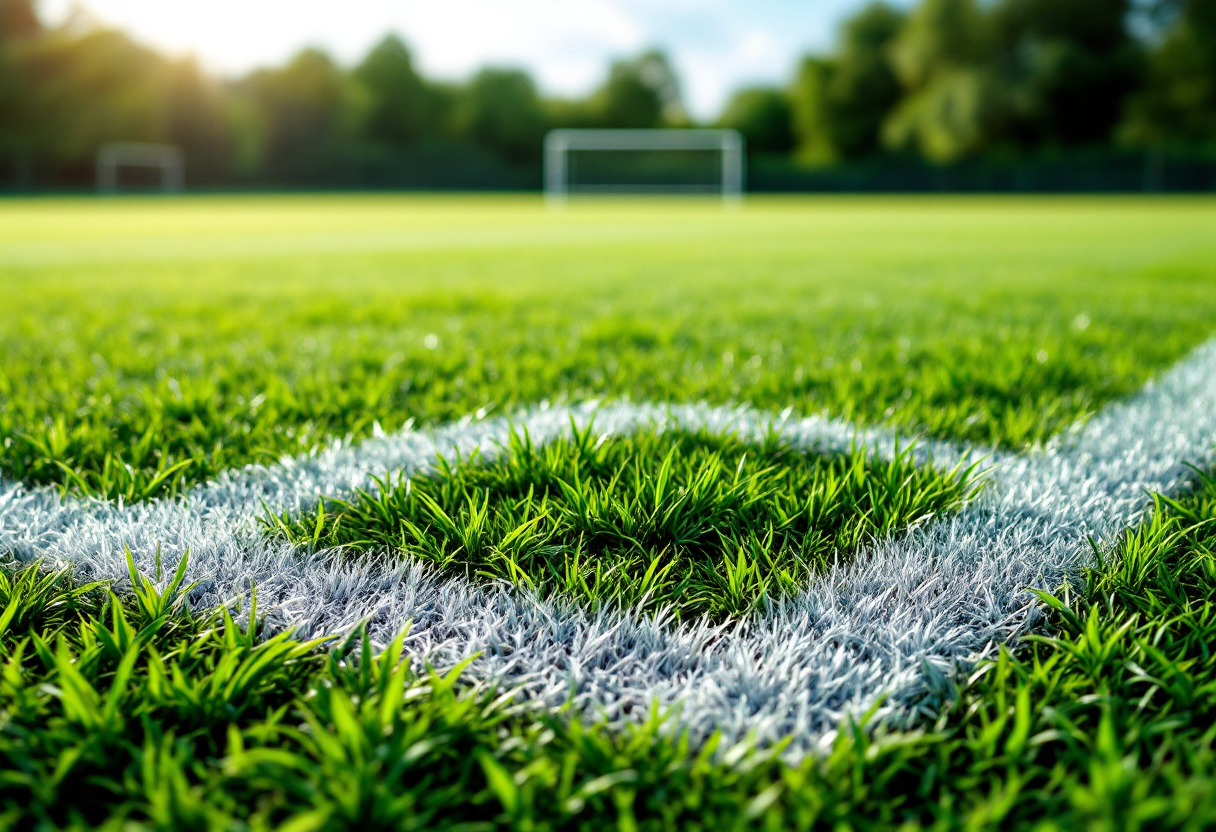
xmin=96 ymin=143 xmax=184 ymax=194
xmin=544 ymin=129 xmax=744 ymax=205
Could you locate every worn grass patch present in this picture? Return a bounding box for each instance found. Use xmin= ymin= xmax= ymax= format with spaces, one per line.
xmin=266 ymin=423 xmax=975 ymax=620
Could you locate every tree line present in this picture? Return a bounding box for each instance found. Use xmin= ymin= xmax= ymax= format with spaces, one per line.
xmin=1 ymin=0 xmax=1213 ymax=190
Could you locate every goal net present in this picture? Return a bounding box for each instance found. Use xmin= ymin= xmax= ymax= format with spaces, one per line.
xmin=544 ymin=129 xmax=744 ymax=203
xmin=96 ymin=143 xmax=184 ymax=193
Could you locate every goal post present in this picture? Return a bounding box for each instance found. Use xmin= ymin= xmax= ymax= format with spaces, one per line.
xmin=544 ymin=129 xmax=744 ymax=204
xmin=96 ymin=143 xmax=184 ymax=194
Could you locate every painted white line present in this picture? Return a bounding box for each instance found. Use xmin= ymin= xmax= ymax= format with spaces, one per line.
xmin=2 ymin=339 xmax=1215 ymax=757
xmin=1 ymin=400 xmax=954 ymax=567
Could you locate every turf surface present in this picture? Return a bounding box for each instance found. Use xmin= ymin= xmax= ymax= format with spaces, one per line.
xmin=2 ymin=195 xmax=1215 ymax=498
xmin=267 ymin=423 xmax=975 ymax=620
xmin=3 ymin=194 xmax=1216 ymax=830
xmin=1 ymin=466 xmax=1213 ymax=830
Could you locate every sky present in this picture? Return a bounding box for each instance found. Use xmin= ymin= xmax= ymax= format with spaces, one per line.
xmin=41 ymin=0 xmax=867 ymax=120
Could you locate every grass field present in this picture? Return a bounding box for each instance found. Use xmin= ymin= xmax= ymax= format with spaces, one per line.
xmin=3 ymin=195 xmax=1216 ymax=498
xmin=2 ymin=194 xmax=1216 ymax=829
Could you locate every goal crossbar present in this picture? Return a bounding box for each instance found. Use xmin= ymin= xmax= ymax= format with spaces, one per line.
xmin=545 ymin=129 xmax=744 ymax=203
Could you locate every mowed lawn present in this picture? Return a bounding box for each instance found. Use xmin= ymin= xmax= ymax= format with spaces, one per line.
xmin=2 ymin=194 xmax=1215 ymax=499
xmin=3 ymin=195 xmax=1216 ymax=830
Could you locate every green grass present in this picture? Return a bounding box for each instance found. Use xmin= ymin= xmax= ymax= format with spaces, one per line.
xmin=267 ymin=422 xmax=975 ymax=620
xmin=2 ymin=195 xmax=1215 ymax=499
xmin=1 ymin=462 xmax=1214 ymax=830
xmin=3 ymin=194 xmax=1216 ymax=829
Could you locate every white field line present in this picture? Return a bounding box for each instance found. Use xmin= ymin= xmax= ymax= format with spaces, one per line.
xmin=2 ymin=339 xmax=1216 ymax=756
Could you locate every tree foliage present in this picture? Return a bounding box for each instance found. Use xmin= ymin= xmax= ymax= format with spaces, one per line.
xmin=458 ymin=68 xmax=547 ymax=162
xmin=354 ymin=35 xmax=446 ymax=145
xmin=0 ymin=0 xmax=1213 ymax=187
xmin=791 ymin=2 xmax=906 ymax=162
xmin=791 ymin=0 xmax=1207 ymax=163
xmin=718 ymin=87 xmax=795 ymax=153
xmin=1121 ymin=0 xmax=1216 ymax=146
xmin=590 ymin=50 xmax=686 ymax=128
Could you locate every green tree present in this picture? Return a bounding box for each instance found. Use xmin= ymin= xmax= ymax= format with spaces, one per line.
xmin=2 ymin=7 xmax=238 ymax=189
xmin=789 ymin=58 xmax=835 ymax=162
xmin=992 ymin=0 xmax=1141 ymax=147
xmin=789 ymin=3 xmax=905 ymax=163
xmin=717 ymin=87 xmax=793 ymax=153
xmin=589 ymin=50 xmax=684 ymax=128
xmin=354 ymin=35 xmax=446 ymax=144
xmin=458 ymin=68 xmax=546 ymax=162
xmin=0 ymin=0 xmax=41 ymax=185
xmin=1121 ymin=0 xmax=1216 ymax=145
xmin=544 ymin=96 xmax=597 ymax=130
xmin=882 ymin=0 xmax=1005 ymax=161
xmin=162 ymin=58 xmax=231 ymax=184
xmin=882 ymin=0 xmax=1142 ymax=160
xmin=14 ymin=25 xmax=168 ymax=167
xmin=241 ymin=48 xmax=368 ymax=180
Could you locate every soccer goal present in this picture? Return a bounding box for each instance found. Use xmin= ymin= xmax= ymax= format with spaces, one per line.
xmin=544 ymin=129 xmax=744 ymax=204
xmin=96 ymin=143 xmax=184 ymax=194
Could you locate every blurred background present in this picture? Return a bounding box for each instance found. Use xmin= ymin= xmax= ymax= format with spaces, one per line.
xmin=1 ymin=0 xmax=1214 ymax=193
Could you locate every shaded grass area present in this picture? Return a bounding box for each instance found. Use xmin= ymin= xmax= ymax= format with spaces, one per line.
xmin=266 ymin=424 xmax=974 ymax=620
xmin=2 ymin=196 xmax=1215 ymax=500
xmin=1 ymin=465 xmax=1215 ymax=829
